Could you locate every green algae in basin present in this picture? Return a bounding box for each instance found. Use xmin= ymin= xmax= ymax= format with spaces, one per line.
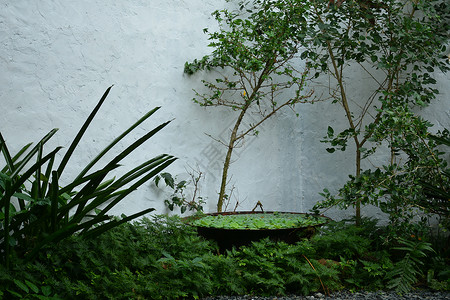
xmin=191 ymin=212 xmax=328 ymax=230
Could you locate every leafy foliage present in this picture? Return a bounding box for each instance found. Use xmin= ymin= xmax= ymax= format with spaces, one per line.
xmin=154 ymin=171 xmax=206 ymax=214
xmin=419 ymin=131 xmax=450 ymax=224
xmin=386 ymin=237 xmax=434 ymax=294
xmin=311 ymin=219 xmax=375 ymax=260
xmin=427 ymin=256 xmax=450 ymax=291
xmin=230 ymin=239 xmax=341 ymax=295
xmin=305 ymin=0 xmax=450 ymax=227
xmin=185 ymin=0 xmax=315 ymax=212
xmin=0 ymin=86 xmax=176 ymax=267
xmin=192 ymin=213 xmax=328 ymax=229
xmin=0 ymin=216 xmax=448 ymax=298
xmin=317 ymin=127 xmax=449 ymax=237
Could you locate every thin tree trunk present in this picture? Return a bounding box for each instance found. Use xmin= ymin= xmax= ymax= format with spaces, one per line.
xmin=355 ymin=147 xmax=361 ymax=226
xmin=325 ymin=39 xmax=363 ymax=225
xmin=217 ymin=105 xmax=249 ymax=212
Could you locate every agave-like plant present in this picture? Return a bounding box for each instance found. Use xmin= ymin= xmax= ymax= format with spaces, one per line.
xmin=0 ymin=86 xmax=176 ymax=267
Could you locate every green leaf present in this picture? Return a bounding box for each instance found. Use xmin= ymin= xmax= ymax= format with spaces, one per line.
xmin=41 ymin=286 xmax=52 ymax=297
xmin=301 ymin=51 xmax=308 ymax=60
xmin=57 ymin=86 xmax=113 ymax=178
xmin=12 ymin=192 xmax=36 ymax=202
xmin=6 ymin=289 xmax=22 ymax=298
xmin=50 ymin=171 xmax=59 ymax=232
xmin=5 ymin=146 xmax=62 ymax=204
xmin=25 ymin=280 xmax=39 ymax=294
xmin=154 ymin=175 xmax=161 ymax=187
xmin=318 ymin=22 xmax=328 ymax=30
xmin=8 ymin=236 xmax=16 ymax=246
xmin=160 ymin=172 xmax=175 ymax=188
xmin=13 ymin=279 xmax=29 ymax=293
xmin=10 ymin=129 xmax=59 ymax=179
xmin=327 ymin=126 xmax=334 ymax=137
xmin=177 ymin=180 xmax=187 ymax=189
xmin=0 ymin=133 xmax=15 ymax=174
xmin=83 ymin=207 xmax=155 ymax=239
xmin=74 ymin=105 xmax=162 ymax=181
xmin=86 ymin=156 xmax=176 ymax=220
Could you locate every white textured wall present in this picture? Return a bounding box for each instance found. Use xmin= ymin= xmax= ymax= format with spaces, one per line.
xmin=1 ymin=1 xmax=449 ymax=220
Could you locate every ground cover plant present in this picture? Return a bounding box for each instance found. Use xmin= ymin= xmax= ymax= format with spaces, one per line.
xmin=191 ymin=212 xmax=328 ymax=229
xmin=0 ymin=215 xmax=448 ymax=299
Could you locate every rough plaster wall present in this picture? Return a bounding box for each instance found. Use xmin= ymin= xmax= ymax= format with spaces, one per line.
xmin=0 ymin=1 xmax=449 ymax=220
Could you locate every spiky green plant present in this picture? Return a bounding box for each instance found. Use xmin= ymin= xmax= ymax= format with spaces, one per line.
xmin=0 ymin=86 xmax=176 ymax=267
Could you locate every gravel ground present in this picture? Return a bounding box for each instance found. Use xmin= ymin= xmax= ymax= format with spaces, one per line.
xmin=201 ymin=290 xmax=450 ymax=300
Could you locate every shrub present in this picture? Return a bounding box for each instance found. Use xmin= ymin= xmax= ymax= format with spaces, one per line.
xmin=1 ymin=216 xmax=448 ymax=298
xmin=0 ymin=86 xmax=176 ymax=267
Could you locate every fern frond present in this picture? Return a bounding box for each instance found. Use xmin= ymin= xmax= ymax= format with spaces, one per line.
xmin=387 ymin=252 xmax=421 ymax=294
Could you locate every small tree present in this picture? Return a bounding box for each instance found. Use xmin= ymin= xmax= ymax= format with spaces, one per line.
xmin=303 ymin=0 xmax=449 ymax=226
xmin=185 ymin=0 xmax=314 ymax=212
